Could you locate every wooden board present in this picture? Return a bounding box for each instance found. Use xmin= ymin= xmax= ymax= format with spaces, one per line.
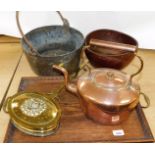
xmin=4 ymin=76 xmax=154 ymax=143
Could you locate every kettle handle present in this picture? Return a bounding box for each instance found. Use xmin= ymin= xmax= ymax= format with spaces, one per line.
xmin=16 ymin=11 xmax=70 ymax=56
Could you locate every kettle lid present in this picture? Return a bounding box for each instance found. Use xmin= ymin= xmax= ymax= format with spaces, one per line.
xmin=91 ymin=68 xmax=130 ymax=90
xmin=78 ymin=68 xmax=139 ymax=112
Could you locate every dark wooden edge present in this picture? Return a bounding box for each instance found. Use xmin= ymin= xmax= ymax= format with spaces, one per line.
xmin=4 ymin=121 xmax=15 ymax=143
xmin=4 ymin=76 xmax=155 ymax=143
xmin=18 ymin=76 xmax=65 ymax=91
xmin=135 ymin=104 xmax=155 ymax=142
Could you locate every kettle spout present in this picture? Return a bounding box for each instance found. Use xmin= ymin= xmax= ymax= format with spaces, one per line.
xmin=52 ymin=65 xmax=78 ymax=95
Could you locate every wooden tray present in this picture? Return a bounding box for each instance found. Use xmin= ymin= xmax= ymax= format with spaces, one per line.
xmin=4 ymin=77 xmax=154 ymax=143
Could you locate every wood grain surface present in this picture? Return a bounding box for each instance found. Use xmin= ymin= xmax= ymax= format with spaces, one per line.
xmin=4 ymin=77 xmax=154 ymax=143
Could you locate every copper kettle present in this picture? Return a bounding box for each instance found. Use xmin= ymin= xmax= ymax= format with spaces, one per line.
xmin=53 ymin=39 xmax=149 ymax=125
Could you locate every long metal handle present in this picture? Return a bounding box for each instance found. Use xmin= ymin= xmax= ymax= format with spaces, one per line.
xmin=87 ymin=39 xmax=143 ymax=80
xmin=90 ymin=39 xmax=137 ymax=53
xmin=16 ymin=11 xmax=70 ymax=55
xmin=130 ymin=54 xmax=144 ymax=81
xmin=122 ymin=54 xmax=144 ymax=86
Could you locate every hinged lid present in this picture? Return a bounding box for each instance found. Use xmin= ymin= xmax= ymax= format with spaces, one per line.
xmin=92 ymin=68 xmax=130 ymax=90
xmin=4 ymin=92 xmax=61 ymax=136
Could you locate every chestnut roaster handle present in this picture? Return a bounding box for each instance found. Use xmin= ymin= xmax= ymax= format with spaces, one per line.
xmin=89 ymin=39 xmax=143 ymax=80
xmin=89 ymin=39 xmax=150 ymax=108
xmin=89 ymin=38 xmax=138 ymax=52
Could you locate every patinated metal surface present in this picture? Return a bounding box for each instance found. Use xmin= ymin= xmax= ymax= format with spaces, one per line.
xmin=16 ymin=11 xmax=84 ymax=76
xmin=22 ymin=26 xmax=84 ymax=76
